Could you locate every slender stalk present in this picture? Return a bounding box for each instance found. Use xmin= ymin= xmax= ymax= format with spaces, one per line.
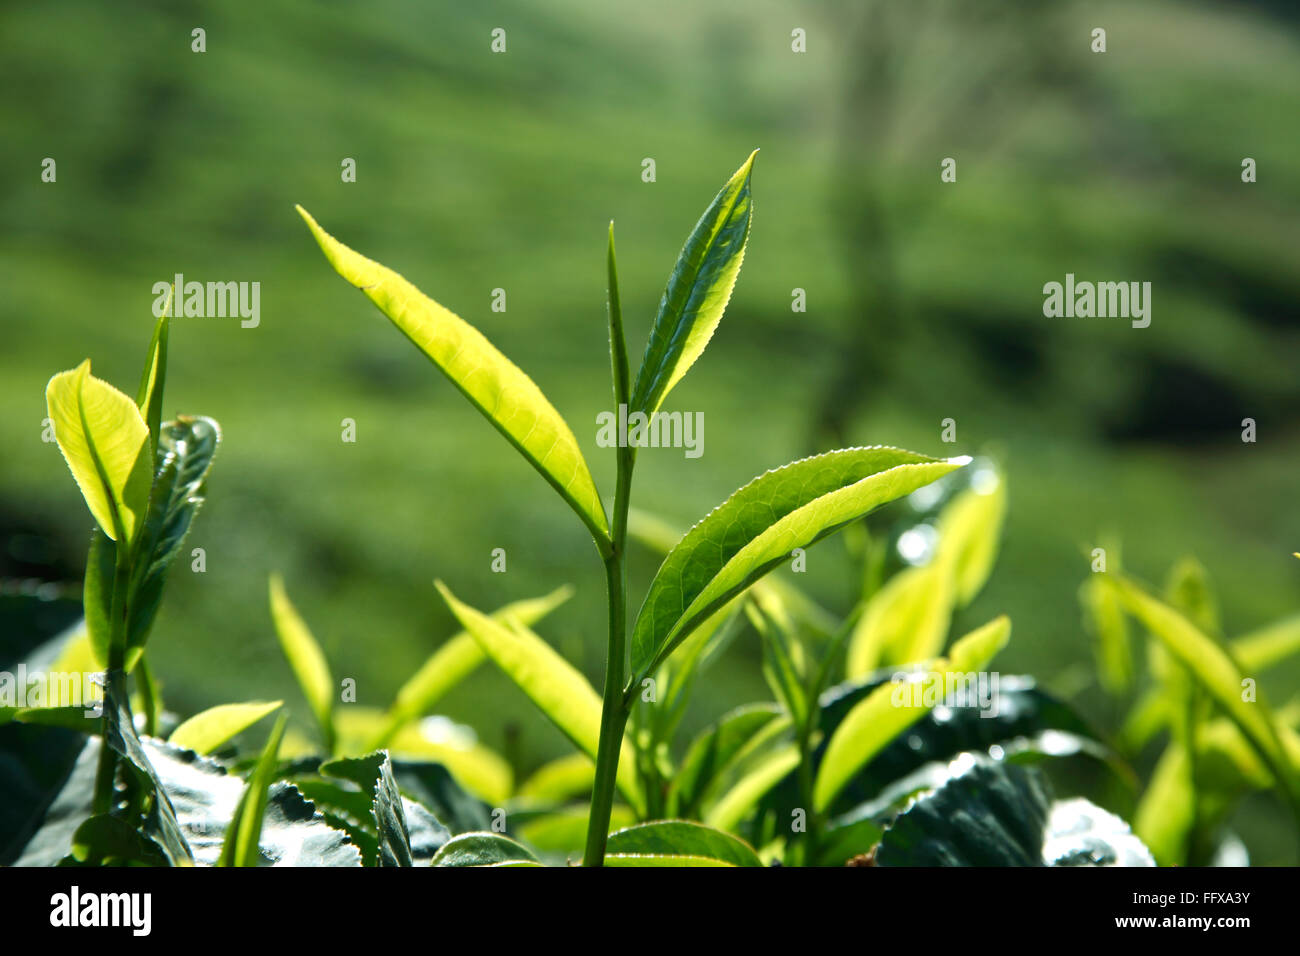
xmin=92 ymin=544 xmax=131 ymax=815
xmin=584 ymin=448 xmax=634 ymax=866
xmin=585 ymin=227 xmax=635 ymax=867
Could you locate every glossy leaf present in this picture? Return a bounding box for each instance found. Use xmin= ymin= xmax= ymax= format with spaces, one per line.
xmin=269 ymin=574 xmax=335 ymax=752
xmin=14 ymin=735 xmax=360 ymax=867
xmin=430 ymin=832 xmax=540 ymax=867
xmin=320 ymin=752 xmax=413 ymax=866
xmin=1044 ymin=797 xmax=1157 ymax=867
xmin=435 ymin=583 xmax=642 ymax=813
xmin=169 ymin=701 xmax=283 ymax=756
xmin=46 ymin=360 xmax=153 ymax=544
xmin=815 ymin=616 xmax=1010 ymax=811
xmin=298 ymin=206 xmax=611 ymax=553
xmin=101 ymin=670 xmax=192 ymax=865
xmin=605 ymin=820 xmax=762 ymax=867
xmin=630 ymin=151 xmax=756 ymax=416
xmin=630 ymin=447 xmax=965 ymax=682
xmin=875 ymin=758 xmax=1153 ymax=867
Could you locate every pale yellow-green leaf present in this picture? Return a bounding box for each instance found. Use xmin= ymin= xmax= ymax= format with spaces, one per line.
xmin=268 ymin=574 xmax=334 ymax=750
xmin=704 ymin=743 xmax=800 ymax=833
xmin=1104 ymin=575 xmax=1300 ymax=806
xmin=46 ymin=361 xmax=153 ymax=544
xmin=845 ymin=561 xmax=954 ymax=678
xmin=297 ymin=206 xmax=610 ymax=553
xmin=331 ymin=706 xmax=514 ymax=805
xmin=1232 ymin=613 xmax=1300 ymax=674
xmin=374 ymin=586 xmax=573 ymax=748
xmin=517 ymin=752 xmax=596 ymax=804
xmin=1080 ymin=574 xmax=1134 ymax=694
xmin=1133 ymin=743 xmax=1195 ymax=866
xmin=435 ymin=582 xmax=642 ymax=814
xmin=169 ymin=701 xmax=283 ymax=755
xmin=935 ymin=472 xmax=1007 ymax=606
xmin=815 ymin=615 xmax=1010 ymax=811
xmin=518 ymin=805 xmax=636 ymax=855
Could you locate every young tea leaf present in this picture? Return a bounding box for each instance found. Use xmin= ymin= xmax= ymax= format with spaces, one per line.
xmin=373 ymin=586 xmax=573 ymax=749
xmin=297 ymin=206 xmax=611 ymax=555
xmin=435 ymin=582 xmax=642 ymax=813
xmin=1104 ymin=575 xmax=1300 ymax=808
xmin=630 ymin=447 xmax=965 ymax=684
xmin=219 ymin=713 xmax=288 ymax=867
xmin=135 ymin=289 xmax=172 ymax=453
xmin=268 ymin=574 xmax=335 ymax=753
xmin=430 ymin=832 xmax=540 ymax=867
xmin=814 ymin=615 xmax=1010 ymax=812
xmin=605 ymin=820 xmax=763 ymax=867
xmin=630 ymin=151 xmax=757 ymax=416
xmin=169 ymin=701 xmax=283 ymax=756
xmin=46 ymin=361 xmax=153 ymax=545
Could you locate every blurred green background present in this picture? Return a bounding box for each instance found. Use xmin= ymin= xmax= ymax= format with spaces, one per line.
xmin=2 ymin=1 xmax=1298 ymax=858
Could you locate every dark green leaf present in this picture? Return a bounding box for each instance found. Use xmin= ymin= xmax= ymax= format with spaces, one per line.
xmin=319 ymin=752 xmax=414 ymax=866
xmin=123 ymin=416 xmax=221 ymax=668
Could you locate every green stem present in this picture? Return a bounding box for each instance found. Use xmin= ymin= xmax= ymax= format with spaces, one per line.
xmin=137 ymin=655 xmax=159 ymax=738
xmin=92 ymin=544 xmax=131 ymax=815
xmin=584 ymin=445 xmax=635 ymax=867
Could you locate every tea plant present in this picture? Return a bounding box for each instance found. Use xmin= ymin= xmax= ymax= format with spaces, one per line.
xmin=6 ymin=154 xmax=1297 ymax=867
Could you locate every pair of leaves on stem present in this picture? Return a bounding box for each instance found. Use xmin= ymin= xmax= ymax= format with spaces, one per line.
xmin=432 ymin=446 xmax=966 ymax=820
xmin=296 ymin=150 xmax=757 ymax=560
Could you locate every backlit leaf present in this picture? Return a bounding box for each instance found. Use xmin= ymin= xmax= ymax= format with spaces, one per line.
xmin=629 ymin=151 xmax=757 ymax=416
xmin=269 ymin=574 xmax=335 ymax=753
xmin=630 ymin=447 xmax=965 ymax=683
xmin=298 ymin=206 xmax=611 ymax=553
xmin=169 ymin=701 xmax=283 ymax=756
xmin=46 ymin=361 xmax=153 ymax=544
xmin=435 ymin=583 xmax=642 ymax=813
